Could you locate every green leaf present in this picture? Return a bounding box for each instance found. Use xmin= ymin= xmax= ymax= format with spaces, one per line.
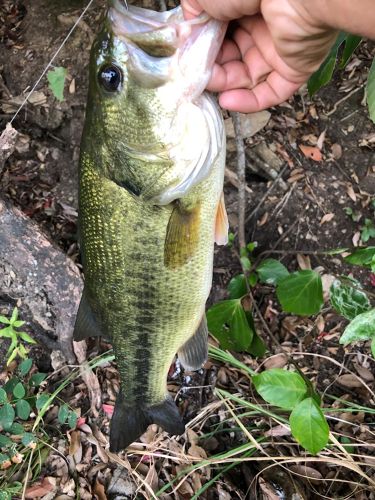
xmin=58 ymin=404 xmax=70 ymax=425
xmin=30 ymin=372 xmax=47 ymax=387
xmin=22 ymin=432 xmax=36 ymax=447
xmin=247 ymin=331 xmax=267 ymax=358
xmin=0 ymin=388 xmax=7 ymax=404
xmin=276 ymin=270 xmax=323 ymax=315
xmin=16 ymin=399 xmax=31 ymax=421
xmin=0 ymin=453 xmax=10 ymax=464
xmin=36 ymin=394 xmax=50 ymax=412
xmin=207 ymin=299 xmax=254 ymax=352
xmin=367 ymin=57 xmax=375 ymax=123
xmin=18 ymin=358 xmax=33 ymax=377
xmin=330 ymin=277 xmax=371 ymax=320
xmin=13 ymin=382 xmax=26 ymax=400
xmin=17 ymin=331 xmax=36 ymax=344
xmin=340 ymin=308 xmax=375 ymax=345
xmin=10 ymin=307 xmax=19 ymax=323
xmin=3 ymin=377 xmax=20 ymax=394
xmin=9 ymin=422 xmax=25 ymax=435
xmin=0 ymin=316 xmax=10 ymax=325
xmin=256 ymin=259 xmax=289 ymax=285
xmin=47 ymin=66 xmax=67 ymax=102
xmin=0 ymin=434 xmax=13 ymax=447
xmin=6 ymin=346 xmax=19 ymax=366
xmin=0 ymin=404 xmax=15 ymax=431
xmin=308 ymin=33 xmax=346 ymax=95
xmin=68 ymin=411 xmax=78 ymax=430
xmin=228 ymin=274 xmax=247 ymax=299
xmin=344 ymin=246 xmax=375 ymax=269
xmin=252 ymin=369 xmax=307 ymax=410
xmin=289 ymin=397 xmax=329 ymax=454
xmin=340 ymin=436 xmax=354 ymax=454
xmin=339 ymin=35 xmax=362 ymax=68
xmin=371 ymin=337 xmax=375 ymax=358
xmin=240 ymin=256 xmax=251 ymax=271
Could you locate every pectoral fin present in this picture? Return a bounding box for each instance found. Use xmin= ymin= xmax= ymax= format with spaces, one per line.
xmin=164 ymin=201 xmax=201 ymax=269
xmin=73 ymin=288 xmax=105 ymax=341
xmin=215 ymin=193 xmax=228 ymax=246
xmin=178 ymin=315 xmax=208 ymax=371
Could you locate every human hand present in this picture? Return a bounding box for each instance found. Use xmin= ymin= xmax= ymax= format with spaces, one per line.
xmin=181 ymin=0 xmax=338 ymax=113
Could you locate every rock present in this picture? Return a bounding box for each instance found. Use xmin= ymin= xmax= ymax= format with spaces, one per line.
xmin=0 ymin=199 xmax=82 ymax=364
xmin=225 ymin=111 xmax=271 ymax=139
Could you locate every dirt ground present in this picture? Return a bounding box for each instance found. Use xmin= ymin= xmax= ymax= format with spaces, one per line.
xmin=0 ymin=0 xmax=375 ymax=499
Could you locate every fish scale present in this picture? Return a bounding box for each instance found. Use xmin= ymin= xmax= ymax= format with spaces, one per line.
xmin=74 ymin=1 xmax=227 ymax=451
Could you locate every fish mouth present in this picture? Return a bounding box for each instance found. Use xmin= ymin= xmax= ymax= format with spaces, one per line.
xmin=108 ymin=0 xmax=211 ymax=57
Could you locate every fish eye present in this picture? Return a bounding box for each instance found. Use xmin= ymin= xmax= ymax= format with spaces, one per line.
xmin=98 ymin=64 xmax=122 ymax=92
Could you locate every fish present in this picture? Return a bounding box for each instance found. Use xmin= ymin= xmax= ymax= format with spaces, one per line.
xmin=73 ymin=0 xmax=228 ymax=452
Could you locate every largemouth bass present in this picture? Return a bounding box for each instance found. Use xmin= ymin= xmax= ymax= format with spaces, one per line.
xmin=74 ymin=0 xmax=228 ymax=452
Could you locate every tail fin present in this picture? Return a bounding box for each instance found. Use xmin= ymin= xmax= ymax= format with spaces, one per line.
xmin=109 ymin=392 xmax=185 ymax=452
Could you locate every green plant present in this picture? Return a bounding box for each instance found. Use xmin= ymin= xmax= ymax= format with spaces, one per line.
xmin=0 ymin=308 xmax=36 ymax=365
xmin=0 ymin=355 xmax=81 ymax=495
xmin=47 ymin=66 xmax=67 ymax=102
xmin=308 ymin=33 xmax=375 ymax=123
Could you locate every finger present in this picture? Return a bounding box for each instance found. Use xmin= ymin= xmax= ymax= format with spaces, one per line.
xmin=218 ymin=72 xmax=301 ymax=112
xmin=181 ymin=0 xmax=261 ymax=21
xmin=237 ymin=16 xmax=309 ymax=83
xmin=216 ymin=39 xmax=241 ymax=65
xmin=207 ymin=60 xmax=252 ymax=92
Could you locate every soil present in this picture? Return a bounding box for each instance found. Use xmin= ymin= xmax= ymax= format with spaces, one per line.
xmin=0 ymin=0 xmax=375 ymax=499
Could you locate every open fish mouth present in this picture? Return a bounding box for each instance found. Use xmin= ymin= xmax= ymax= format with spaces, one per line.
xmin=108 ymin=0 xmax=224 ymax=74
xmin=108 ymin=0 xmax=226 ymax=90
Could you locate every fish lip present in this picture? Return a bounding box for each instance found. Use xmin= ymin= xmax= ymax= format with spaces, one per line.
xmin=108 ymin=0 xmax=211 ymax=38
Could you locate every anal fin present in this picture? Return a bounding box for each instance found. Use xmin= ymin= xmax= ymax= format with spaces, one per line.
xmin=164 ymin=201 xmax=201 ymax=269
xmin=178 ymin=315 xmax=208 ymax=371
xmin=215 ymin=192 xmax=228 ymax=245
xmin=73 ymin=288 xmax=105 ymax=341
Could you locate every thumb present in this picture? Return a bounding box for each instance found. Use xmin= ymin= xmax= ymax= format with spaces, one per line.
xmin=180 ymin=0 xmax=204 ymax=20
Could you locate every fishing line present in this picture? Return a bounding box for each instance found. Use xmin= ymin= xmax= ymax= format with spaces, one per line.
xmin=10 ymin=0 xmax=96 ymax=124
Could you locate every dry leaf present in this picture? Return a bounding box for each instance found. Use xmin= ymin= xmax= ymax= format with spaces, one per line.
xmin=346 ymin=185 xmax=357 ymax=202
xmin=316 ymin=129 xmax=326 ymax=150
xmin=144 ymin=464 xmax=159 ymax=492
xmin=289 ymin=465 xmax=323 ymax=482
xmin=320 ymin=213 xmax=334 ymax=225
xmin=188 ymin=444 xmax=207 ymax=459
xmin=93 ymin=480 xmax=107 ymax=500
xmin=297 ymin=254 xmax=311 ymax=270
xmin=336 ymin=374 xmax=363 ymax=388
xmin=352 ymin=231 xmax=361 ymax=247
xmin=299 ymin=144 xmax=323 ymax=161
xmin=263 ymin=353 xmax=288 ymax=370
xmin=353 ymin=364 xmax=374 ymax=382
xmin=69 ymin=78 xmax=76 ymax=94
xmin=25 ymin=478 xmax=54 ymax=498
xmin=265 ymin=424 xmax=291 ymax=437
xmin=288 ymin=173 xmax=305 ymax=183
xmin=258 ymin=211 xmax=269 ymax=227
xmin=331 ymin=143 xmax=342 ymax=159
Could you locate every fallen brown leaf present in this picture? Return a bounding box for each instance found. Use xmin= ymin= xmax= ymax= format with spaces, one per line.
xmin=94 ymin=479 xmax=107 ymax=500
xmin=24 ymin=478 xmax=54 ymax=498
xmin=320 ymin=213 xmax=335 ymax=225
xmin=297 ymin=254 xmax=311 ymax=270
xmin=336 ymin=374 xmax=363 ymax=388
xmin=299 ymin=144 xmax=323 ymax=162
xmin=346 ymin=185 xmax=357 ymax=202
xmin=331 ymin=143 xmax=342 ymax=159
